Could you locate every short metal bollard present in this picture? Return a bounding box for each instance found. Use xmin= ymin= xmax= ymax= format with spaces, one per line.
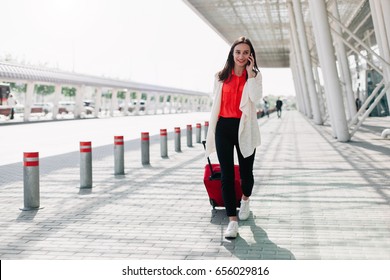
xmin=141 ymin=132 xmax=150 ymax=165
xmin=187 ymin=124 xmax=193 ymax=147
xmin=196 ymin=123 xmax=202 ymax=143
xmin=204 ymin=121 xmax=209 ymax=140
xmin=21 ymin=152 xmax=41 ymax=211
xmin=80 ymin=141 xmax=93 ymax=188
xmin=114 ymin=136 xmax=125 ymax=175
xmin=174 ymin=127 xmax=181 ymax=152
xmin=160 ymin=129 xmax=168 ymax=158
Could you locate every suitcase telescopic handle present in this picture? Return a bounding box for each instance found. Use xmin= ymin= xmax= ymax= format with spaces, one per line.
xmin=202 ymin=141 xmax=215 ymax=178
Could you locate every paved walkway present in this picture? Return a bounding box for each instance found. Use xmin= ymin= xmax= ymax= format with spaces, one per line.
xmin=0 ymin=111 xmax=389 ymax=260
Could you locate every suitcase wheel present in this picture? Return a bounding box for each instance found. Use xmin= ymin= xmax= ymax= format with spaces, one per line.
xmin=209 ymin=198 xmax=217 ymax=209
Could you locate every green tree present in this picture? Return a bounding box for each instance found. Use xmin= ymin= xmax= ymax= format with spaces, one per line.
xmin=102 ymin=90 xmax=112 ymax=99
xmin=117 ymin=91 xmax=126 ymax=100
xmin=10 ymin=82 xmax=27 ymax=93
xmin=35 ymin=84 xmax=55 ymax=102
xmin=61 ymin=87 xmax=76 ymax=99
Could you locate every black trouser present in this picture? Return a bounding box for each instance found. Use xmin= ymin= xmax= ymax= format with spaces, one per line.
xmin=215 ymin=117 xmax=256 ymax=217
xmin=277 ymin=108 xmax=282 ymax=118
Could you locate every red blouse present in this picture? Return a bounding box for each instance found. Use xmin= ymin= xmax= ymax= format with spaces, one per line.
xmin=219 ymin=69 xmax=247 ymax=118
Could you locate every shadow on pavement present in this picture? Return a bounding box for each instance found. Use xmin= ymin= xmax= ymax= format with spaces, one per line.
xmin=210 ymin=210 xmax=295 ymax=260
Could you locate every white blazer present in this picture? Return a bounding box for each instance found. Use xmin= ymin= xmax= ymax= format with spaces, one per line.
xmin=205 ymin=71 xmax=263 ymax=158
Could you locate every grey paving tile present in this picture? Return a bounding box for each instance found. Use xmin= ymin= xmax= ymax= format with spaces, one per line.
xmin=0 ymin=112 xmax=389 ymax=260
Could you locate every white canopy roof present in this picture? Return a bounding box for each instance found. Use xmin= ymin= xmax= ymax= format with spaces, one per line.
xmin=183 ymin=0 xmax=372 ymax=68
xmin=0 ymin=61 xmax=208 ymax=96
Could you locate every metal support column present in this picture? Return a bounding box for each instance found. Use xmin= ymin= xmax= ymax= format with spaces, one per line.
xmin=330 ymin=1 xmax=357 ymax=121
xmin=292 ymin=0 xmax=322 ymax=124
xmin=52 ymin=84 xmax=62 ymax=120
xmin=123 ymin=89 xmax=130 ymax=116
xmin=74 ymin=85 xmax=84 ymax=119
xmin=134 ymin=91 xmax=141 ymax=115
xmin=169 ymin=95 xmax=173 ymax=113
xmin=160 ymin=94 xmax=166 ymax=114
xmin=287 ymin=1 xmax=312 ymax=118
xmin=24 ymin=82 xmax=34 ymax=122
xmin=308 ymin=0 xmax=350 ymax=141
xmin=110 ymin=89 xmax=118 ymax=117
xmin=94 ymin=87 xmax=102 ymax=118
xmin=153 ymin=93 xmax=159 ymax=115
xmin=370 ymin=0 xmax=390 ymax=112
xmin=290 ymin=53 xmax=305 ymax=114
xmin=145 ymin=92 xmax=153 ymax=115
xmin=312 ymin=66 xmax=327 ymax=123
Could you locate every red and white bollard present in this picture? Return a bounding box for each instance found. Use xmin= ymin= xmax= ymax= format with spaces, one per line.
xmin=196 ymin=123 xmax=202 ymax=143
xmin=204 ymin=121 xmax=209 ymax=140
xmin=187 ymin=124 xmax=193 ymax=147
xmin=174 ymin=127 xmax=181 ymax=152
xmin=114 ymin=136 xmax=125 ymax=175
xmin=80 ymin=141 xmax=92 ymax=188
xmin=141 ymin=132 xmax=150 ymax=165
xmin=21 ymin=152 xmax=41 ymax=211
xmin=160 ymin=129 xmax=168 ymax=158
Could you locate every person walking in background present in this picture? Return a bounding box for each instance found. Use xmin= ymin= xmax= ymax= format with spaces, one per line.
xmin=263 ymin=97 xmax=269 ymax=118
xmin=205 ymin=36 xmax=262 ymax=239
xmin=276 ymin=97 xmax=283 ymax=118
xmin=355 ymin=97 xmax=362 ymax=111
xmin=7 ymin=94 xmax=17 ymax=120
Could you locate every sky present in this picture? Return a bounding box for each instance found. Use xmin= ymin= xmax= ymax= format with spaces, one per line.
xmin=0 ymin=0 xmax=296 ymax=96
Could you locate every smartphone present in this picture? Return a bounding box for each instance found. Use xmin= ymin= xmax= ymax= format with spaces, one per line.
xmin=247 ymin=54 xmax=252 ymax=66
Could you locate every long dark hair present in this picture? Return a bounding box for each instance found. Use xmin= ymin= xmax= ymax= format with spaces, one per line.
xmin=218 ymin=36 xmax=259 ymax=82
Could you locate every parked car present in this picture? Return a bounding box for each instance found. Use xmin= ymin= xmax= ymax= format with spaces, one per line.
xmin=83 ymin=100 xmax=95 ymax=115
xmin=33 ymin=102 xmax=53 ymax=114
xmin=58 ymin=101 xmax=75 ymax=113
xmin=119 ymin=100 xmax=146 ymax=112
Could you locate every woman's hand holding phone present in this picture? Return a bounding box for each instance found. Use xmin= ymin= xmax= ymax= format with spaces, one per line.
xmin=246 ymin=54 xmax=252 ymax=66
xmin=246 ymin=54 xmax=255 ymax=78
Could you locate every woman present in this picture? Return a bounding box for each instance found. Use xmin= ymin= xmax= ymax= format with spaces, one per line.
xmin=205 ymin=36 xmax=262 ymax=239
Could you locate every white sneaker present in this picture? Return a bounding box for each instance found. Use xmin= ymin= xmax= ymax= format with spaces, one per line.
xmin=238 ymin=199 xmax=250 ymax=220
xmin=224 ymin=221 xmax=238 ymax=239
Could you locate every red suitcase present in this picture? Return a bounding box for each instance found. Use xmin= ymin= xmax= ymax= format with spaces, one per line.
xmin=202 ymin=141 xmax=242 ymax=209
